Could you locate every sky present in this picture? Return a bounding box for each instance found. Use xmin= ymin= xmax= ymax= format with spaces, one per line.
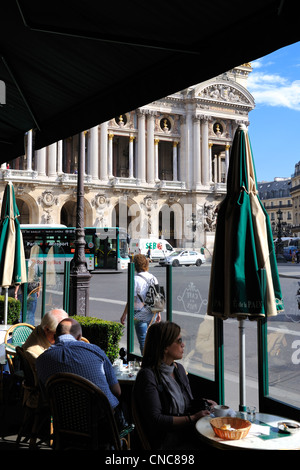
xmin=246 ymin=41 xmax=300 ymax=183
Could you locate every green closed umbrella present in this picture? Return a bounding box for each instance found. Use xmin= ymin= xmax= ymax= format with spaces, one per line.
xmin=207 ymin=124 xmax=284 ymax=408
xmin=0 ymin=182 xmax=27 ymax=325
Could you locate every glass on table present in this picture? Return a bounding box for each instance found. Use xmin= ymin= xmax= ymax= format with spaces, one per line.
xmin=113 ymin=359 xmax=123 ymax=371
xmin=128 ymin=361 xmax=135 ymax=374
xmin=246 ymin=406 xmax=256 ymax=422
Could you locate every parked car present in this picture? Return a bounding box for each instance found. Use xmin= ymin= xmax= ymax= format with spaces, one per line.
xmin=159 ymin=250 xmax=206 ymax=267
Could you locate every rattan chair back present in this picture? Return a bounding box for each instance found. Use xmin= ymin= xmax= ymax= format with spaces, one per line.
xmin=45 ymin=372 xmax=123 ymax=450
xmin=131 ymin=395 xmax=151 ymax=450
xmin=4 ymin=323 xmax=34 ymax=373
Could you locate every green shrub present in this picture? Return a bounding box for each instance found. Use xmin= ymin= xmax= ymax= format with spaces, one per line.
xmin=71 ymin=316 xmax=124 ymax=363
xmin=0 ymin=296 xmax=21 ymax=324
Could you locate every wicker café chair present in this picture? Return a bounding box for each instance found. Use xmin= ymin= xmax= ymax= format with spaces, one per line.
xmin=4 ymin=323 xmax=35 ymax=373
xmin=15 ymin=346 xmax=52 ymax=449
xmin=131 ymin=395 xmax=151 ymax=450
xmin=45 ymin=372 xmax=133 ymax=450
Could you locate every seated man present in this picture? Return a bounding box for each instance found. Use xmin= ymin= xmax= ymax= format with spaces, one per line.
xmin=36 ymin=318 xmax=125 ymax=429
xmin=23 ymin=308 xmax=68 ymax=370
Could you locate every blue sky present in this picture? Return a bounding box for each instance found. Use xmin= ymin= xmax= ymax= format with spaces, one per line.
xmin=246 ymin=41 xmax=300 ymax=182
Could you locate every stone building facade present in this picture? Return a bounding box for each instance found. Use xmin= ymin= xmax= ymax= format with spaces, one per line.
xmin=258 ymin=178 xmax=293 ymax=237
xmin=1 ymin=64 xmax=254 ymax=253
xmin=290 ymin=162 xmax=300 ymax=236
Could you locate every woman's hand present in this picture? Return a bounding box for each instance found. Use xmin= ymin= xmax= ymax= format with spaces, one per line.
xmin=204 ymin=399 xmax=218 ymax=410
xmin=192 ymin=409 xmax=211 ymax=421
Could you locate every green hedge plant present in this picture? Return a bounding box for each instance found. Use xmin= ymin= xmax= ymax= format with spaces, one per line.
xmin=71 ymin=316 xmax=124 ymax=363
xmin=0 ymin=296 xmax=21 ymax=324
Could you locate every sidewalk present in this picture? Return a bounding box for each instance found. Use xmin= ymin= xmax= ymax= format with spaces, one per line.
xmin=278 ymin=261 xmax=300 ymax=278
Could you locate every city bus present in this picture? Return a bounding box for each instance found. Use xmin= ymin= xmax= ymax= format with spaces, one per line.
xmin=85 ymin=227 xmax=130 ymax=270
xmin=20 ymin=225 xmax=130 ymax=272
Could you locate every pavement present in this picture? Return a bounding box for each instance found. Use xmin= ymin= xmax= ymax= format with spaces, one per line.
xmin=0 ymin=434 xmax=53 ymax=452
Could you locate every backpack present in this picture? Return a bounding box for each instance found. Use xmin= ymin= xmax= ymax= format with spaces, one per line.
xmin=137 ymin=274 xmax=166 ymax=313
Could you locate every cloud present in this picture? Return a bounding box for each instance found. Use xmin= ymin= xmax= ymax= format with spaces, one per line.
xmin=248 ymin=68 xmax=300 ymax=111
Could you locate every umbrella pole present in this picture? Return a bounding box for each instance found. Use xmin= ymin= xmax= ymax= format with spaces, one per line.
xmin=4 ymin=287 xmax=8 ymax=325
xmin=239 ymin=318 xmax=247 ymax=411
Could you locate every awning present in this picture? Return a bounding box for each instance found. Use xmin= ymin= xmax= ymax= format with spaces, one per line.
xmin=0 ymin=0 xmax=299 ymax=162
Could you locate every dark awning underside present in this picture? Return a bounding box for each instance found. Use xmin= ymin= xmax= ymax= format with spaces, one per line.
xmin=0 ymin=0 xmax=299 ymax=162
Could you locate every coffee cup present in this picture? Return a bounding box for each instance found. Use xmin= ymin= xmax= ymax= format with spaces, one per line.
xmin=213 ymin=405 xmax=230 ymax=417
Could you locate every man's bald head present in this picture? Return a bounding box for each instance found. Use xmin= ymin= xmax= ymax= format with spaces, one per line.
xmin=41 ymin=309 xmax=69 ymax=344
xmin=56 ymin=318 xmax=82 ymax=341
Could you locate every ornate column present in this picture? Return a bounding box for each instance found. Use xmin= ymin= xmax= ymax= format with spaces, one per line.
xmin=70 ymin=131 xmax=91 ymax=316
xmin=201 ymin=116 xmax=210 ymax=186
xmin=100 ymin=122 xmax=108 ymax=180
xmin=173 ymin=141 xmax=178 ymax=181
xmin=146 ymin=111 xmax=155 ymax=184
xmin=193 ymin=116 xmax=201 ymax=187
xmin=89 ymin=125 xmax=99 ymax=180
xmin=48 ymin=143 xmax=57 ymax=177
xmin=137 ymin=110 xmax=146 ymax=183
xmin=179 ymin=116 xmax=186 ymax=186
xmin=225 ymin=143 xmax=230 ymax=180
xmin=36 ymin=148 xmax=46 ymax=175
xmin=212 ymin=153 xmax=217 ymax=182
xmin=129 ymin=135 xmax=135 ymax=178
xmin=26 ymin=130 xmax=32 ymax=171
xmin=185 ymin=107 xmax=193 ymax=189
xmin=57 ymin=140 xmax=63 ymax=174
xmin=209 ymin=142 xmax=213 ymax=183
xmin=154 ymin=138 xmax=159 ymax=181
xmin=108 ymin=132 xmax=114 ymax=178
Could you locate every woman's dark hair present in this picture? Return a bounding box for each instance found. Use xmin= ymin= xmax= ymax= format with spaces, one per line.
xmin=142 ymin=321 xmax=181 ymax=369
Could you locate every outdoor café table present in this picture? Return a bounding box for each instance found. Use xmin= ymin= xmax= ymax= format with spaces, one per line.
xmin=114 ymin=368 xmax=138 ymax=385
xmin=196 ymin=413 xmax=300 ymax=450
xmin=114 ymin=366 xmax=138 ymax=423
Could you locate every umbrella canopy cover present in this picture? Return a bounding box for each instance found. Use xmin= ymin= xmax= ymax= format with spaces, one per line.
xmin=207 ymin=125 xmax=284 ymax=319
xmin=0 ymin=182 xmax=27 ymax=287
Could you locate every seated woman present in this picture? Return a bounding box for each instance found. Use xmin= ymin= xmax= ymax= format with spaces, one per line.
xmin=133 ymin=321 xmax=217 ymax=449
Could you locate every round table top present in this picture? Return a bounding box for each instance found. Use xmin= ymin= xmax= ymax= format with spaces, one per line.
xmin=114 ymin=366 xmax=139 ymax=383
xmin=196 ymin=413 xmax=300 ymax=450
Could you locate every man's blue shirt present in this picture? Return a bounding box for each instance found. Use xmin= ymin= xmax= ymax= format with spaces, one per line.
xmin=36 ymin=335 xmax=119 ymax=409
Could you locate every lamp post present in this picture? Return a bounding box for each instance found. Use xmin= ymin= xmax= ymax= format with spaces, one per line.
xmin=276 ymin=208 xmax=285 ymax=263
xmin=69 ymin=131 xmax=91 ymax=315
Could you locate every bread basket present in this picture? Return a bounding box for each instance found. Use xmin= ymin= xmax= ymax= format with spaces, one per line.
xmin=210 ymin=417 xmax=251 ymax=440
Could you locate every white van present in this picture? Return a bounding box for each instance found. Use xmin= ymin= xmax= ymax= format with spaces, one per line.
xmin=129 ymin=238 xmax=174 ymax=260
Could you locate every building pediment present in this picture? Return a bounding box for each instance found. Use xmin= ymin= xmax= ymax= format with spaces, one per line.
xmin=194 ymin=79 xmax=255 ymax=110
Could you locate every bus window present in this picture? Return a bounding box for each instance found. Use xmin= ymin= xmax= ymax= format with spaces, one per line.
xmin=94 ymin=235 xmax=117 ymax=269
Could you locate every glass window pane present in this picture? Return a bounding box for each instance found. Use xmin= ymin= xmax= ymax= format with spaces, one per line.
xmin=169 ymin=263 xmax=214 ymax=381
xmin=267 ymin=275 xmax=300 ymax=408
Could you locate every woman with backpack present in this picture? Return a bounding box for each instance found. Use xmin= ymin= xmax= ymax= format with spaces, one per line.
xmin=120 ymin=254 xmax=161 ymax=354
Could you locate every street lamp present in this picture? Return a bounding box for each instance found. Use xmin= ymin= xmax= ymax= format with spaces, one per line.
xmin=276 ymin=208 xmax=285 ymax=262
xmin=69 ymin=131 xmax=92 ymax=315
